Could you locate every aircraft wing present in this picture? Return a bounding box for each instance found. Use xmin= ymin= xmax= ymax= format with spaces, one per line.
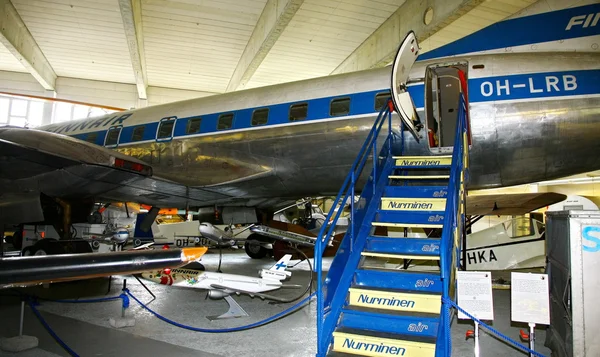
xmin=209 ymin=283 xmax=301 ymax=303
xmin=466 ymin=192 xmax=566 ymax=216
xmin=0 ymin=128 xmax=232 ymax=218
xmin=0 ymin=247 xmax=207 ymax=288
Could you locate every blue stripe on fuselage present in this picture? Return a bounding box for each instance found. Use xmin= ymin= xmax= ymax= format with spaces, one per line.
xmin=418 ymin=3 xmax=600 ymax=61
xmin=67 ymin=69 xmax=599 ymax=146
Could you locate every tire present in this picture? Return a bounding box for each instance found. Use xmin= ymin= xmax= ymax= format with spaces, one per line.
xmin=133 ymin=238 xmax=142 ymax=247
xmin=244 ymin=234 xmax=268 ymax=259
xmin=22 ymin=246 xmax=34 ymax=256
xmin=11 ymin=231 xmax=23 ymax=251
xmin=31 ymin=239 xmax=65 ymax=256
xmin=91 ymin=240 xmax=101 ymax=250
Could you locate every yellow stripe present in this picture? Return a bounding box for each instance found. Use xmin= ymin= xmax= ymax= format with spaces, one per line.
xmin=394 ymin=156 xmax=452 ymax=167
xmin=333 ymin=332 xmax=436 ymax=357
xmin=389 ymin=175 xmax=449 ymax=179
xmin=372 ymin=222 xmax=443 ymax=228
xmin=361 ymin=252 xmax=440 ymax=261
xmin=392 ymin=155 xmax=451 ymax=160
xmin=381 ymin=198 xmax=446 ymax=211
xmin=348 ymin=288 xmax=441 ymax=313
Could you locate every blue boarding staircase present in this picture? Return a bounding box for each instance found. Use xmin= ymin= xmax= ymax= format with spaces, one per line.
xmin=314 ymin=94 xmax=470 ymax=357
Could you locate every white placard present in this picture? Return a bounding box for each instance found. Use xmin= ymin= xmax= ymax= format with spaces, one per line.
xmin=511 ymin=272 xmax=550 ymax=325
xmin=457 ymin=271 xmax=494 ymax=320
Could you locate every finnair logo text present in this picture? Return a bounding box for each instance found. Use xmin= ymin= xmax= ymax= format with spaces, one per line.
xmin=357 ymin=294 xmax=415 ymax=308
xmin=342 ymin=339 xmax=405 ymax=356
xmin=565 ymin=13 xmax=600 ymax=30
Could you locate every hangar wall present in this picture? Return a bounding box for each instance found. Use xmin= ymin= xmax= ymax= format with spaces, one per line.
xmin=0 ymin=70 xmax=216 ymax=124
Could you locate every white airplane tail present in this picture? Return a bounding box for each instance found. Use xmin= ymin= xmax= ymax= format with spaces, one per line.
xmin=259 ymin=254 xmax=292 ymax=281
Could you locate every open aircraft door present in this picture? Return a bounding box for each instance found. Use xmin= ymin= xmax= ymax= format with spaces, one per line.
xmin=391 ymin=31 xmax=423 ymax=142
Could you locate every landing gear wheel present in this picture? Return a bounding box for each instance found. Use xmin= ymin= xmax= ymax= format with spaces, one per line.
xmin=31 ymin=239 xmax=64 ymax=256
xmin=244 ymin=234 xmax=268 ymax=259
xmin=11 ymin=230 xmax=23 ymax=250
xmin=133 ymin=238 xmax=142 ymax=247
xmin=22 ymin=246 xmax=34 ymax=256
xmin=91 ymin=240 xmax=101 ymax=250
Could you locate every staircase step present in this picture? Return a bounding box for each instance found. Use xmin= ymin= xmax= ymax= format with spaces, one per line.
xmin=354 ymin=268 xmax=442 ymax=294
xmin=332 ymin=329 xmax=436 ymax=357
xmin=393 ymin=155 xmax=452 ymax=168
xmin=372 ymin=210 xmax=444 ymax=228
xmin=340 ymin=307 xmax=439 ymax=338
xmin=380 ymin=197 xmax=446 ymax=212
xmin=365 ymin=237 xmax=441 ymax=258
xmin=347 ymin=287 xmax=441 ymax=314
xmin=383 ymin=185 xmax=448 ymax=199
xmin=389 ymin=175 xmax=450 ymax=180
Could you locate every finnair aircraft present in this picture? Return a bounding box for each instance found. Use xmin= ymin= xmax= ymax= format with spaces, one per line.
xmin=0 ymin=3 xmax=598 ymax=230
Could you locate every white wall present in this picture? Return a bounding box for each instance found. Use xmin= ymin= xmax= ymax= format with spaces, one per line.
xmin=0 ymin=70 xmax=217 ymax=113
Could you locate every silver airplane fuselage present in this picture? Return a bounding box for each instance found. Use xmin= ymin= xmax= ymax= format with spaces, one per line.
xmin=40 ymin=52 xmax=600 ymax=206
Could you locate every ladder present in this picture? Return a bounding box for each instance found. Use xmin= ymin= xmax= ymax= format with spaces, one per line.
xmin=314 ymin=94 xmax=469 ymax=357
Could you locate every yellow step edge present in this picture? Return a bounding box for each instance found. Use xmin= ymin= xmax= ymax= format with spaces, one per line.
xmin=361 ymin=252 xmax=440 ymax=261
xmin=392 ymin=155 xmax=452 ymax=159
xmin=394 ymin=156 xmax=452 ymax=167
xmin=348 ymin=287 xmax=441 ymax=314
xmin=372 ymin=222 xmax=443 ymax=228
xmin=333 ymin=332 xmax=436 ymax=357
xmin=389 ymin=175 xmax=450 ymax=179
xmin=381 ymin=198 xmax=446 ymax=211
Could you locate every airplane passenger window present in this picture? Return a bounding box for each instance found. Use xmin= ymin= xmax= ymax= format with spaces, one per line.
xmin=217 ymin=113 xmax=234 ymax=130
xmin=105 ymin=127 xmax=121 ymax=146
xmin=131 ymin=126 xmax=145 ymax=141
xmin=186 ymin=117 xmax=202 ymax=134
xmin=289 ymin=103 xmax=308 ymax=122
xmin=330 ymin=97 xmax=350 ymax=117
xmin=375 ymin=91 xmax=391 ymax=111
xmin=251 ymin=108 xmax=269 ymax=126
xmin=86 ymin=132 xmax=97 ymax=143
xmin=157 ymin=120 xmax=175 ymax=139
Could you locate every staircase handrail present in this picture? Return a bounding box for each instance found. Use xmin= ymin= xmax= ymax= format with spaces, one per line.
xmin=314 ymin=100 xmax=394 ymax=355
xmin=437 ymin=93 xmax=470 ymax=356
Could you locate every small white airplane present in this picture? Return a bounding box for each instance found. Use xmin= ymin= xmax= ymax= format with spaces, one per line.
xmin=140 ymin=254 xmax=296 ymax=320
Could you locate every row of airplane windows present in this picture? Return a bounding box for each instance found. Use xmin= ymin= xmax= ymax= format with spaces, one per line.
xmin=89 ymin=91 xmax=391 ymax=146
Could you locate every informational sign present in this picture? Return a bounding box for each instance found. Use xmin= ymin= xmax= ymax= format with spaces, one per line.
xmin=457 ymin=271 xmax=494 ymax=320
xmin=511 ymin=272 xmax=550 ymax=325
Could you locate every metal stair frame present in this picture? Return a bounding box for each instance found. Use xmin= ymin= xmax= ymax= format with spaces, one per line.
xmin=314 ymin=100 xmax=397 ymax=356
xmin=436 ymin=93 xmax=470 ymax=357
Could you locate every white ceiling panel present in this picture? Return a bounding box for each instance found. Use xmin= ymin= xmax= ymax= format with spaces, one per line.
xmin=245 ymin=0 xmax=406 ymax=88
xmin=142 ymin=0 xmax=267 ymax=92
xmin=12 ymin=0 xmax=135 ymax=83
xmin=0 ymin=0 xmax=544 ymax=99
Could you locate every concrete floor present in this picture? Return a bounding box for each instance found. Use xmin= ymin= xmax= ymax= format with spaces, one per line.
xmin=1 ymin=249 xmax=553 ymax=357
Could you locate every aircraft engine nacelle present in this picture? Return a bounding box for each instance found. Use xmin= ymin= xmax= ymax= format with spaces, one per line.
xmin=199 ymin=222 xmax=233 ymax=243
xmin=111 ymin=227 xmax=130 ymax=244
xmin=207 ymin=290 xmax=230 ymax=300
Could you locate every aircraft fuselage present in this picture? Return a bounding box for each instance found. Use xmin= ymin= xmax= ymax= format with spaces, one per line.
xmin=40 ymin=52 xmax=600 ymax=204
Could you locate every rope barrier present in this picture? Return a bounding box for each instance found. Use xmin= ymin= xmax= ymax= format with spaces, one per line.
xmin=125 ymin=288 xmax=315 ymax=333
xmin=27 ymin=299 xmax=80 ymax=357
xmin=443 ymin=297 xmax=547 ymax=357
